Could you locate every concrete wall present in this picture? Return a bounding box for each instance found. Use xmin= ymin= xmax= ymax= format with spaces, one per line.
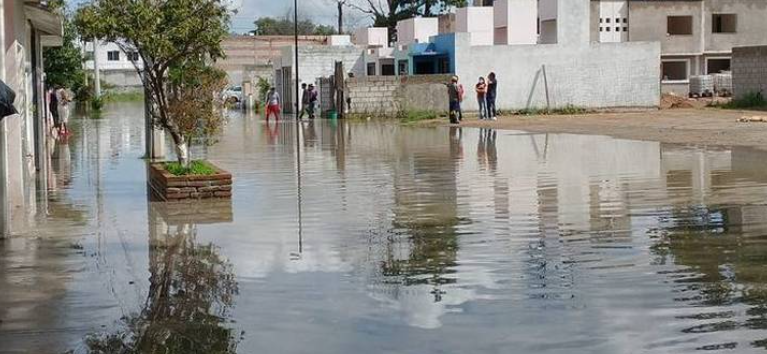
xmin=396 ymin=18 xmax=439 ymax=46
xmin=494 ymin=0 xmax=537 ymax=45
xmin=453 ymin=33 xmax=661 ymax=110
xmin=732 ymin=45 xmax=767 ymax=99
xmin=456 ymin=7 xmax=494 ymax=46
xmin=353 ymin=27 xmax=389 ymax=47
xmin=629 ymin=1 xmax=702 ymax=55
xmin=346 ymin=75 xmax=451 ymax=116
xmin=557 ymin=0 xmax=590 ymax=45
xmin=217 ymin=35 xmax=328 ymax=85
xmin=704 ymin=0 xmax=767 ymax=53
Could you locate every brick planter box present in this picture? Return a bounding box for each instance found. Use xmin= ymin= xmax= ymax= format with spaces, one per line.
xmin=147 ymin=162 xmax=232 ymax=201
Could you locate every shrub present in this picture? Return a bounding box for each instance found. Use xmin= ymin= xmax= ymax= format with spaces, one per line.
xmin=397 ymin=109 xmax=438 ymax=123
xmin=164 ymin=160 xmax=217 ymax=176
xmin=722 ymin=91 xmax=767 ymax=109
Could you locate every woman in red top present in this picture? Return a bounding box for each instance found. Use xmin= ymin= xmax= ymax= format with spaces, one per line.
xmin=475 ymin=77 xmax=488 ymax=120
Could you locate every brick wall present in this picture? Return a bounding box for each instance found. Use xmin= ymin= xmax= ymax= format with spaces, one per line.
xmin=347 ymin=75 xmax=452 ymax=116
xmin=733 ymin=46 xmax=767 ymax=99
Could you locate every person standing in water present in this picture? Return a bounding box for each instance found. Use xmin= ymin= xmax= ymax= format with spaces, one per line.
xmin=486 ymin=72 xmax=498 ymax=121
xmin=299 ymin=83 xmax=309 ymax=120
xmin=265 ymin=87 xmax=282 ymax=122
xmin=56 ymin=86 xmax=71 ymax=136
xmin=48 ymin=87 xmax=60 ymax=135
xmin=309 ymin=84 xmax=317 ymax=119
xmin=475 ymin=76 xmax=488 ymax=120
xmin=447 ymin=76 xmax=461 ymax=124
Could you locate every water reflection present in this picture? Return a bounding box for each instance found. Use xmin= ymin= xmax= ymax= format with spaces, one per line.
xmin=10 ymin=104 xmax=767 ymax=353
xmin=86 ymin=202 xmax=239 ymax=353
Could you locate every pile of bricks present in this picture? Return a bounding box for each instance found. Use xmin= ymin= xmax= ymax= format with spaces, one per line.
xmin=148 ymin=163 xmax=233 ymax=201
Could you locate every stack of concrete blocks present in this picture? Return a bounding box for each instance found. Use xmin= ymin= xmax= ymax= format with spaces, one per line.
xmin=493 ymin=0 xmax=538 ymax=45
xmin=346 ymin=75 xmax=451 ymax=116
xmin=732 ymin=46 xmax=767 ymax=99
xmin=456 ymin=6 xmax=495 ymax=46
xmin=396 ymin=18 xmax=439 ymax=47
xmin=347 ymin=76 xmax=401 ymax=115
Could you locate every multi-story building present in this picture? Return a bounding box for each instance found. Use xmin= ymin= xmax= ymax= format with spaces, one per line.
xmin=589 ymin=0 xmax=767 ymax=95
xmin=83 ymin=41 xmax=143 ymax=90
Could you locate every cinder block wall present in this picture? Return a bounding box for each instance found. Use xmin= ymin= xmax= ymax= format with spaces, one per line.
xmin=347 ymin=75 xmax=451 ymax=116
xmin=733 ymin=46 xmax=767 ymax=99
xmin=454 ymin=33 xmax=661 ymax=110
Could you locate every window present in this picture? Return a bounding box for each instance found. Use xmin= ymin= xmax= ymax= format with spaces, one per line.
xmin=662 ymin=60 xmax=689 ymax=82
xmin=712 ymin=14 xmax=737 ymax=33
xmin=623 ymin=27 xmax=628 ymax=32
xmin=366 ymin=63 xmax=376 ymax=76
xmin=107 ymin=50 xmax=120 ymax=61
xmin=127 ymin=51 xmax=140 ymax=61
xmin=667 ymin=16 xmax=693 ymax=35
xmin=381 ymin=64 xmax=395 ymax=76
xmin=606 ymin=18 xmax=611 ymax=23
xmin=706 ymin=58 xmax=731 ymax=74
xmin=623 ymin=18 xmax=628 ymax=24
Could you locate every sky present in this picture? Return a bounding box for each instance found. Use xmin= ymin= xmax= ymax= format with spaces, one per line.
xmin=68 ymin=0 xmax=370 ymax=35
xmin=229 ymin=0 xmax=369 ymax=34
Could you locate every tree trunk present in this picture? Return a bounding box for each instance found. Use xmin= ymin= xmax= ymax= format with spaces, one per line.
xmin=176 ymin=141 xmax=189 ymax=168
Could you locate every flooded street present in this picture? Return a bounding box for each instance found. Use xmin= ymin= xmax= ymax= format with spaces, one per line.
xmin=4 ymin=102 xmax=767 ymax=353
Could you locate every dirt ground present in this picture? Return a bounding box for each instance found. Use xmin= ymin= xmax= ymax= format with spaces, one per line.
xmin=428 ymin=108 xmax=767 ymax=148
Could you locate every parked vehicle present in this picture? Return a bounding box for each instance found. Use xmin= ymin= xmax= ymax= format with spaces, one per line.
xmin=222 ymin=86 xmax=243 ymax=104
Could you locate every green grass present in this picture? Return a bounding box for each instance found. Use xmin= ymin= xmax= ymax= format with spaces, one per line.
xmin=105 ymin=91 xmax=145 ymax=102
xmin=515 ymin=104 xmax=590 ymax=116
xmin=164 ymin=160 xmax=217 ymax=176
xmin=717 ymin=91 xmax=767 ymax=110
xmin=397 ymin=109 xmax=438 ymax=123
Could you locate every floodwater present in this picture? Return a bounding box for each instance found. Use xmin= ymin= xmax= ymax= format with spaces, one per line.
xmin=3 ymin=103 xmax=767 ymax=353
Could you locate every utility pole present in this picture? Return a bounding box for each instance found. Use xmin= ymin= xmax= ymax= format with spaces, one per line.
xmin=93 ymin=39 xmax=101 ymax=98
xmin=337 ymin=0 xmax=343 ymax=34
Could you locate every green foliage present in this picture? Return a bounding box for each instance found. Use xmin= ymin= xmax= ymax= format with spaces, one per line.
xmin=358 ymin=0 xmax=467 ymax=41
xmin=720 ymin=91 xmax=767 ymax=110
xmin=164 ymin=160 xmax=217 ymax=176
xmin=397 ymin=109 xmax=438 ymax=123
xmin=256 ymin=77 xmax=270 ymax=103
xmin=44 ymin=18 xmax=85 ymax=91
xmin=75 ymin=0 xmax=231 ymax=165
xmin=516 ymin=104 xmax=590 ymax=116
xmin=105 ymin=91 xmax=144 ymax=102
xmin=253 ymin=17 xmax=336 ymax=36
xmin=90 ymin=96 xmax=105 ymax=110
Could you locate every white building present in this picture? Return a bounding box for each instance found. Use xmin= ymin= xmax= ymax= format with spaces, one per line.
xmin=83 ymin=41 xmax=143 ymax=90
xmin=0 ymin=0 xmax=63 ymax=236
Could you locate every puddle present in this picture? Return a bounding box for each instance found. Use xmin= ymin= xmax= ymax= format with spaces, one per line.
xmin=3 ymin=103 xmax=767 ymax=353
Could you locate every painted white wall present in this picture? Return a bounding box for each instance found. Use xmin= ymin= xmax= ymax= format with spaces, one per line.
xmin=598 ymin=0 xmax=629 ymax=43
xmin=557 ymin=0 xmax=590 ymax=45
xmin=396 ymin=18 xmax=438 ymax=46
xmin=329 ymin=35 xmax=352 ymax=46
xmin=456 ymin=6 xmax=494 ymax=46
xmin=453 ymin=33 xmax=661 ymax=110
xmin=84 ymin=41 xmax=142 ymax=71
xmin=493 ymin=0 xmax=537 ymax=45
xmin=353 ymin=27 xmax=389 ymax=47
